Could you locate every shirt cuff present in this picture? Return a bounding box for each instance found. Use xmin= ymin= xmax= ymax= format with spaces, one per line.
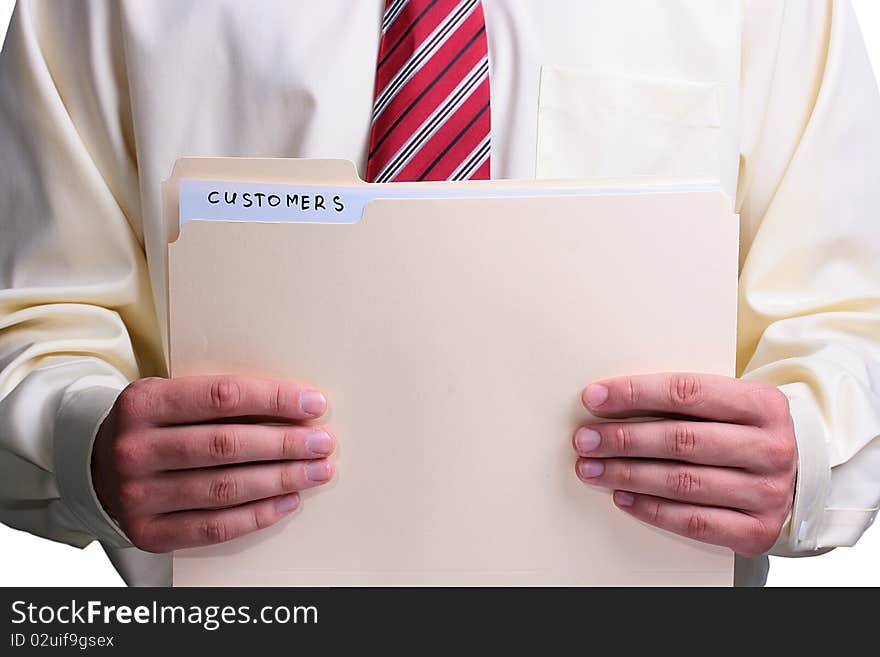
xmin=53 ymin=382 xmax=132 ymax=549
xmin=770 ymin=382 xmax=832 ymax=556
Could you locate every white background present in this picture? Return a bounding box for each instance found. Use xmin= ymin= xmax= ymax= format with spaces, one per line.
xmin=0 ymin=0 xmax=878 ymax=587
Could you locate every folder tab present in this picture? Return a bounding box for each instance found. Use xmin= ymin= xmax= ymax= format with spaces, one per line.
xmin=178 ymin=178 xmax=722 ymax=226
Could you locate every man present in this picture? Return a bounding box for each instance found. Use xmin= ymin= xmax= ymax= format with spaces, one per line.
xmin=1 ymin=0 xmax=878 ymax=587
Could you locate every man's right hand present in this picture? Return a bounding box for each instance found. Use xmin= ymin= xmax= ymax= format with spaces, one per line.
xmin=91 ymin=375 xmax=335 ymax=553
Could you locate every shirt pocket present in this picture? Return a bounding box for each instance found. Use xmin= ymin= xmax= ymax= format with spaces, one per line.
xmin=536 ymin=66 xmax=722 ymax=180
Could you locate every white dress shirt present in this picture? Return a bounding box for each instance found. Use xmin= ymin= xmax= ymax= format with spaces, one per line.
xmin=1 ymin=0 xmax=878 ymax=587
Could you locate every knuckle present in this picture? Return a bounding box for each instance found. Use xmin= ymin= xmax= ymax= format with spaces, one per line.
xmin=280 ymin=464 xmax=297 ymax=492
xmin=272 ymin=383 xmax=287 ymax=415
xmin=739 ymin=520 xmax=778 ymax=557
xmin=625 ymin=377 xmax=639 ymax=405
xmin=208 ymin=377 xmax=242 ymax=413
xmin=764 ymin=435 xmax=797 ymax=471
xmin=755 ymin=475 xmax=784 ymax=503
xmin=756 ymin=474 xmax=795 ymax=515
xmin=667 ymin=468 xmax=701 ymax=496
xmin=209 ymin=429 xmax=240 ymax=462
xmin=208 ymin=474 xmax=239 ymax=505
xmin=666 ymin=423 xmax=697 ymax=458
xmin=198 ymin=519 xmax=230 ymax=544
xmin=252 ymin=507 xmax=273 ymax=531
xmin=613 ymin=425 xmax=632 ymax=454
xmin=117 ymin=378 xmax=163 ymax=420
xmin=618 ymin=462 xmax=634 ymax=487
xmin=647 ymin=500 xmax=663 ymax=525
xmin=755 ymin=385 xmax=791 ymax=423
xmin=668 ymin=374 xmax=703 ymax=407
xmin=115 ymin=386 xmax=139 ymax=417
xmin=684 ymin=512 xmax=711 ymax=541
xmin=117 ymin=479 xmax=148 ymax=511
xmin=110 ymin=437 xmax=141 ymax=471
xmin=123 ymin=519 xmax=156 ymax=552
xmin=280 ymin=429 xmax=298 ymax=459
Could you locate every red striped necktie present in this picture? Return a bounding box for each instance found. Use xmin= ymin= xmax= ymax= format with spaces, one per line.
xmin=366 ymin=0 xmax=491 ymax=183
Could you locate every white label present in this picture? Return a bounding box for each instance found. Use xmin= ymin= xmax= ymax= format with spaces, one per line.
xmin=178 ymin=178 xmax=720 ymax=227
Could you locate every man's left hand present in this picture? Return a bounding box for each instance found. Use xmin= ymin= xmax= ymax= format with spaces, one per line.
xmin=573 ymin=373 xmax=798 ymax=557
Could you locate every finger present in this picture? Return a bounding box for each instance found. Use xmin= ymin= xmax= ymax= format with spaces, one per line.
xmin=610 ymin=491 xmax=778 ymax=557
xmin=132 ymin=493 xmax=301 ymax=552
xmin=576 ymin=457 xmax=768 ymax=510
xmin=127 ymin=376 xmax=327 ymax=425
xmin=128 ymin=458 xmax=334 ymax=514
xmin=572 ymin=420 xmax=770 ymax=470
xmin=582 ymin=373 xmax=778 ymax=425
xmin=139 ymin=424 xmax=336 ymax=471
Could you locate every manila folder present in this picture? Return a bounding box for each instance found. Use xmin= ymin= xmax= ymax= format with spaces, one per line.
xmin=168 ymin=170 xmax=738 ymax=586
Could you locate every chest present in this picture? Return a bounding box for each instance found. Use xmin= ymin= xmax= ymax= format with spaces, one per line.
xmin=122 ymin=0 xmax=743 ymax=193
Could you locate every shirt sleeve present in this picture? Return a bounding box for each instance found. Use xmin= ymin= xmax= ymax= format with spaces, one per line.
xmin=737 ymin=0 xmax=880 ymax=555
xmin=0 ymin=0 xmax=166 ymax=578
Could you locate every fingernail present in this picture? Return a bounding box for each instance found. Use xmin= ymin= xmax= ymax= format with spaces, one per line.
xmin=275 ymin=493 xmax=300 ymax=514
xmin=575 ymin=428 xmax=601 ymax=453
xmin=306 ymin=429 xmax=333 ymax=455
xmin=614 ymin=491 xmax=635 ymax=507
xmin=585 ymin=384 xmax=609 ymax=410
xmin=577 ymin=459 xmax=605 ymax=479
xmin=300 ymin=390 xmax=327 ymax=416
xmin=305 ymin=460 xmax=331 ymax=482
